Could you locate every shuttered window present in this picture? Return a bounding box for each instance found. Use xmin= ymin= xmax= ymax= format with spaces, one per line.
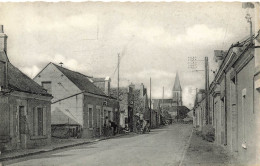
xmin=89 ymin=107 xmax=93 ymax=128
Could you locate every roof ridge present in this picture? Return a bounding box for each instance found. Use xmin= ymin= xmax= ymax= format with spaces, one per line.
xmin=51 ymin=62 xmax=107 ymax=97
xmin=52 ymin=62 xmax=92 ymax=78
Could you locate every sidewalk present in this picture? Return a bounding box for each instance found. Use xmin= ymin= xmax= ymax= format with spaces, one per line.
xmin=181 ymin=131 xmax=233 ymax=166
xmin=0 ymin=133 xmax=132 ymax=162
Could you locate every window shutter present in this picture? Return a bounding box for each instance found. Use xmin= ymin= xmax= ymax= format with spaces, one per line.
xmin=33 ymin=107 xmax=38 ymax=136
xmin=43 ymin=107 xmax=47 ymax=136
xmin=10 ymin=104 xmax=14 ymax=137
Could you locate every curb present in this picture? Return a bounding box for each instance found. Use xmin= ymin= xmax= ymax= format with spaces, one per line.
xmin=0 ymin=133 xmax=131 ymax=162
xmin=178 ymin=128 xmax=194 ymax=166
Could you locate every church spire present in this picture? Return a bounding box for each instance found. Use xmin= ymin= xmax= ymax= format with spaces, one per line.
xmin=173 ymin=72 xmax=182 ymax=91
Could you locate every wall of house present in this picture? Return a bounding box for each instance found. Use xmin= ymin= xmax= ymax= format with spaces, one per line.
xmin=225 ymin=70 xmax=233 ymax=150
xmin=51 ymin=94 xmax=83 ymax=126
xmin=194 ymin=99 xmax=205 ymax=131
xmin=0 ymin=94 xmax=51 ymax=151
xmin=34 ymin=64 xmax=82 ymax=102
xmin=82 ymin=94 xmax=118 ymax=138
xmin=209 ymin=93 xmax=214 ymax=126
xmin=230 ymin=70 xmax=238 ymax=154
xmin=236 ymin=57 xmax=255 ymax=164
xmin=214 ymin=95 xmax=221 ymax=145
xmin=219 ymin=76 xmax=227 ymax=146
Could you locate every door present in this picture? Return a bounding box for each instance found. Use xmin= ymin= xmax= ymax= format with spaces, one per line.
xmin=18 ymin=106 xmax=26 ymax=148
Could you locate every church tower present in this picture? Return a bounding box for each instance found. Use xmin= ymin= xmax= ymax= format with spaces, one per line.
xmin=172 ymin=72 xmax=182 ymax=106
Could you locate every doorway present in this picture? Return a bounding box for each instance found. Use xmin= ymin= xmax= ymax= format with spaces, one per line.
xmin=18 ymin=106 xmax=26 ymax=148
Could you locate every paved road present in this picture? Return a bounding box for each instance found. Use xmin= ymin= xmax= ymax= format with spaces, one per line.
xmin=4 ymin=124 xmax=193 ymax=166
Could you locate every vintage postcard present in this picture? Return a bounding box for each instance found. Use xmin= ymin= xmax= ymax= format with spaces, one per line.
xmin=0 ymin=2 xmax=259 ymax=166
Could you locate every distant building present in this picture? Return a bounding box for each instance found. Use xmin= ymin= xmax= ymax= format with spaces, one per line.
xmin=172 ymin=72 xmax=182 ymax=106
xmin=152 ymin=72 xmax=186 ymax=120
xmin=110 ymin=87 xmax=134 ymax=129
xmin=0 ymin=25 xmax=52 ymax=151
xmin=34 ymin=63 xmax=118 ymax=139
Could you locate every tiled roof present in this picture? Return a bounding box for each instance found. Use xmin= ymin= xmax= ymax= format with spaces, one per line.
xmin=7 ymin=60 xmax=51 ymax=96
xmin=52 ymin=63 xmax=106 ymax=96
xmin=152 ymin=99 xmax=173 ymax=109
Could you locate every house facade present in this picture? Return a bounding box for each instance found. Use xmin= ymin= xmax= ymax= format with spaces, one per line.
xmin=34 ymin=63 xmax=118 ymax=139
xmin=0 ymin=25 xmax=52 ymax=151
xmin=193 ymin=23 xmax=260 ymax=164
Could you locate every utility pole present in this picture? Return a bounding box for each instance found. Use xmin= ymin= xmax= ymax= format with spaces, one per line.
xmin=150 ymin=77 xmax=152 ymax=126
xmin=163 ymin=86 xmax=164 ymax=103
xmin=205 ymin=57 xmax=209 ymax=124
xmin=177 ymin=92 xmax=179 ymax=122
xmin=245 ymin=13 xmax=253 ymax=43
xmin=188 ymin=56 xmax=210 ymax=124
xmin=243 ymin=2 xmax=254 ymax=44
xmin=117 ymin=53 xmax=120 ymax=127
xmin=117 ymin=53 xmax=120 ymax=101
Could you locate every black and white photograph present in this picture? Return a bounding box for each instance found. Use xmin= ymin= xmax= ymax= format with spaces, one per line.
xmin=0 ymin=1 xmax=259 ymax=166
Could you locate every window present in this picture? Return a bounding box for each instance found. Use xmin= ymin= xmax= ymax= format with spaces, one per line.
xmin=88 ymin=107 xmax=93 ymax=128
xmin=42 ymin=81 xmax=52 ymax=94
xmin=33 ymin=107 xmax=46 ymax=136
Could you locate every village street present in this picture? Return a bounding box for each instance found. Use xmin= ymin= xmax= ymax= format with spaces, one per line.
xmin=3 ymin=124 xmax=192 ymax=166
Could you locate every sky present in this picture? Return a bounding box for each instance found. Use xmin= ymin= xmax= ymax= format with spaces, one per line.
xmin=0 ymin=2 xmax=255 ymax=108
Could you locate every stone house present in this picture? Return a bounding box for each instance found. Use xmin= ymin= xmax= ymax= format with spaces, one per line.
xmin=34 ymin=63 xmax=118 ymax=138
xmin=0 ymin=25 xmax=52 ymax=151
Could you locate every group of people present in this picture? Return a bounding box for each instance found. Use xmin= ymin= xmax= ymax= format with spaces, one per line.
xmin=136 ymin=119 xmax=150 ymax=134
xmin=104 ymin=116 xmax=118 ymax=136
xmin=103 ymin=116 xmax=151 ymax=136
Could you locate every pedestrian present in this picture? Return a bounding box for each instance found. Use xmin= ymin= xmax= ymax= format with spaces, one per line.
xmin=104 ymin=116 xmax=109 ymax=136
xmin=109 ymin=120 xmax=118 ymax=135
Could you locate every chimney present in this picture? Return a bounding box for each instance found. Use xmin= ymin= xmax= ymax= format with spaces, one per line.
xmin=0 ymin=25 xmax=8 ymax=53
xmin=104 ymin=76 xmax=111 ymax=96
xmin=128 ymin=83 xmax=135 ymax=93
xmin=0 ymin=25 xmax=8 ymax=90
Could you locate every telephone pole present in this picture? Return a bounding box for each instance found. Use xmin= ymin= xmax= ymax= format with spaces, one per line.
xmin=117 ymin=53 xmax=120 ymax=101
xmin=188 ymin=56 xmax=210 ymax=124
xmin=205 ymin=57 xmax=209 ymax=124
xmin=150 ymin=77 xmax=152 ymax=126
xmin=117 ymin=53 xmax=120 ymax=127
xmin=163 ymin=86 xmax=164 ymax=103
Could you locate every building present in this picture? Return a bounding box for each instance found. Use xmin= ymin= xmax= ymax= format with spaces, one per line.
xmin=0 ymin=25 xmax=52 ymax=151
xmin=127 ymin=83 xmax=149 ymax=132
xmin=193 ymin=89 xmax=206 ymax=130
xmin=172 ymin=72 xmax=182 ymax=106
xmin=152 ymin=72 xmax=186 ymax=121
xmin=34 ymin=63 xmax=118 ymax=139
xmin=110 ymin=86 xmax=134 ymax=130
xmin=193 ymin=18 xmax=260 ymax=164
